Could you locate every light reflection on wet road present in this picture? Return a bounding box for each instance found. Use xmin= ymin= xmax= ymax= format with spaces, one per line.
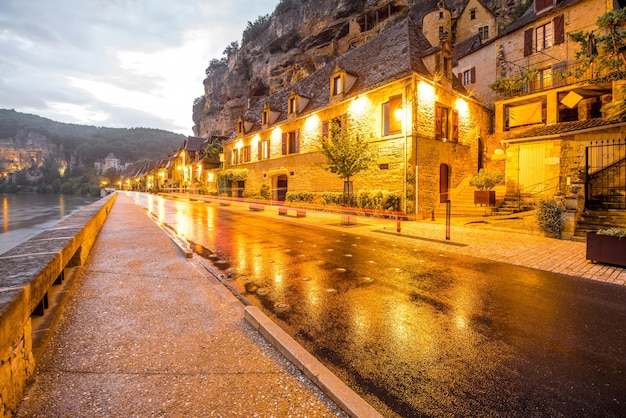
xmin=130 ymin=193 xmax=626 ymax=417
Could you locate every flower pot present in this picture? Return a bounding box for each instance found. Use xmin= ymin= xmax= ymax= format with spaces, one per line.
xmin=474 ymin=190 xmax=496 ymax=206
xmin=586 ymin=232 xmax=626 ymax=267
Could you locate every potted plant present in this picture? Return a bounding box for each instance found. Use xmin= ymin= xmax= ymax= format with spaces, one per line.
xmin=470 ymin=169 xmax=503 ymax=206
xmin=586 ymin=228 xmax=626 ymax=267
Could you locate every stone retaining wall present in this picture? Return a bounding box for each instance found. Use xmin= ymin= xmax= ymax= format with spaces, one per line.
xmin=0 ymin=192 xmax=116 ymax=417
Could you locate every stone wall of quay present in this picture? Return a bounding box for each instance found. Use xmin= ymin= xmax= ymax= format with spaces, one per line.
xmin=0 ymin=192 xmax=116 ymax=417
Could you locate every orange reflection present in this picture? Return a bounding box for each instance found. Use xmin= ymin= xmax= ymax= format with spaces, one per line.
xmin=2 ymin=195 xmax=8 ymax=233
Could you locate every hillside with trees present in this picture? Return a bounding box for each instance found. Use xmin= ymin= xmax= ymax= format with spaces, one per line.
xmin=0 ymin=108 xmax=186 ymax=194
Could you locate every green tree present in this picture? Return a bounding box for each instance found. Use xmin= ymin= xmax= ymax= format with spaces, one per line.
xmin=568 ymin=8 xmax=626 ymax=81
xmin=318 ymin=123 xmax=377 ymax=205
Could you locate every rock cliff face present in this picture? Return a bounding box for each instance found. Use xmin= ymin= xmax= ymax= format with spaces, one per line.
xmin=0 ymin=131 xmax=61 ymax=179
xmin=193 ymin=0 xmax=527 ymax=138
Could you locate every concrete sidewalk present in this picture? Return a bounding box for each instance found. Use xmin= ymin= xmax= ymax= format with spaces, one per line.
xmin=15 ymin=195 xmax=352 ymax=417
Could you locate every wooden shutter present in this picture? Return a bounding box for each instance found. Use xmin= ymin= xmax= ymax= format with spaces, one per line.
xmin=435 ymin=104 xmax=442 ymax=140
xmin=322 ymin=121 xmax=329 ymax=137
xmin=523 ymin=28 xmax=533 ymax=56
xmin=226 ymin=150 xmax=232 ymax=167
xmin=470 ymin=67 xmax=476 ymax=83
xmin=553 ymin=14 xmax=564 ymax=45
xmin=295 ymin=129 xmax=300 ymax=153
xmin=458 ymin=72 xmax=462 ymax=83
xmin=258 ymin=141 xmax=262 ymax=160
xmin=281 ymin=133 xmax=287 ymax=155
xmin=452 ymin=110 xmax=459 ymax=142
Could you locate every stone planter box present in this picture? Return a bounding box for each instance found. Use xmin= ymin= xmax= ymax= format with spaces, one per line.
xmin=586 ymin=232 xmax=626 ymax=267
xmin=474 ymin=190 xmax=496 ymax=206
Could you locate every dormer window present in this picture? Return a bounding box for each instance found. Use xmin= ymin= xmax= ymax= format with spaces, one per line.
xmin=287 ymin=90 xmax=310 ymax=118
xmin=237 ymin=117 xmax=245 ymax=136
xmin=330 ymin=66 xmax=357 ymax=99
xmin=262 ymin=101 xmax=280 ymax=127
xmin=332 ymin=75 xmax=343 ymax=96
xmin=237 ymin=116 xmax=254 ymax=136
xmin=289 ymin=97 xmax=297 ymax=114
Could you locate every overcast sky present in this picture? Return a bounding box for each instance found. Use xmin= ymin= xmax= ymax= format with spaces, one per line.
xmin=0 ymin=0 xmax=278 ymax=135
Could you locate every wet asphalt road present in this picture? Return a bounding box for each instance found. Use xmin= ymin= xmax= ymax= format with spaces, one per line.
xmin=132 ymin=193 xmax=626 ymax=417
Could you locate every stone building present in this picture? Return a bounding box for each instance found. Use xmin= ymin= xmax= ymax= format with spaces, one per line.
xmin=222 ymin=16 xmax=494 ymax=218
xmin=453 ymin=0 xmax=625 ymax=235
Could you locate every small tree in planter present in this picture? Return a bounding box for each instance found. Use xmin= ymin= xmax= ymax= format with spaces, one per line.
xmin=537 ymin=198 xmax=565 ymax=238
xmin=317 ymin=123 xmax=377 ymax=224
xmin=586 ymin=228 xmax=626 ymax=267
xmin=470 ymin=169 xmax=503 ymax=206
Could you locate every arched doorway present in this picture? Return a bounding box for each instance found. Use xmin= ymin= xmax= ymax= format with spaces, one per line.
xmin=276 ymin=174 xmax=288 ymax=202
xmin=439 ymin=164 xmax=450 ymax=203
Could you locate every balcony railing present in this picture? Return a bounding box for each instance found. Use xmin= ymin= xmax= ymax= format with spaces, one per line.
xmin=493 ymin=59 xmax=619 ymax=100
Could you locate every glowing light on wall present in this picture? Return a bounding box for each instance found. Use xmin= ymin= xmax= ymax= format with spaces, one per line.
xmin=271 ymin=127 xmax=283 ymax=143
xmin=304 ymin=114 xmax=320 ymax=132
xmin=235 ymin=139 xmax=244 ymax=149
xmin=251 ymin=134 xmax=260 ymax=144
xmin=349 ymin=96 xmax=368 ymax=116
xmin=207 ymin=172 xmax=214 ymax=182
xmin=456 ymin=97 xmax=469 ymax=117
xmin=418 ymin=81 xmax=435 ymax=104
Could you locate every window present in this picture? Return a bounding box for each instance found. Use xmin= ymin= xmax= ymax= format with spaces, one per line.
xmin=435 ymin=103 xmax=459 ymax=142
xmin=288 ymin=97 xmax=297 ymax=114
xmin=478 ymin=26 xmax=489 ymax=40
xmin=439 ymin=11 xmax=444 ymax=19
xmin=232 ymin=148 xmax=239 ymax=165
xmin=322 ymin=115 xmax=346 ymax=138
xmin=281 ymin=130 xmax=300 ymax=155
xmin=461 ymin=67 xmax=476 ymax=85
xmin=382 ymin=95 xmax=403 ymax=136
xmin=332 ymin=75 xmax=343 ymax=96
xmin=258 ymin=139 xmax=270 ymax=160
xmin=470 ymin=8 xmax=476 ymax=19
xmin=523 ymin=16 xmax=563 ymax=57
xmin=536 ymin=22 xmax=553 ymax=51
xmin=262 ymin=110 xmax=268 ymax=125
xmin=243 ymin=145 xmax=251 ymax=163
xmin=439 ymin=26 xmax=445 ymax=40
xmin=535 ymin=68 xmax=553 ymax=91
xmin=535 ymin=0 xmax=555 ymax=14
xmin=237 ymin=119 xmax=244 ymax=135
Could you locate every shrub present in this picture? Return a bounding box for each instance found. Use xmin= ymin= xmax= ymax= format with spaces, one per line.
xmin=597 ymin=228 xmax=626 ymax=238
xmin=537 ymin=199 xmax=565 ymax=238
xmin=470 ymin=169 xmax=503 ymax=191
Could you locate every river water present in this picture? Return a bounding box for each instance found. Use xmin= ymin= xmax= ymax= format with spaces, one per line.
xmin=0 ymin=193 xmax=98 ymax=255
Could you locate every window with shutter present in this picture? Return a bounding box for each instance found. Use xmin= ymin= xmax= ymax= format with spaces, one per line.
xmin=258 ymin=141 xmax=263 ymax=161
xmin=435 ymin=104 xmax=442 ymax=140
xmin=452 ymin=110 xmax=459 ymax=142
xmin=524 ymin=28 xmax=533 ymax=56
xmin=553 ymin=14 xmax=564 ymax=45
xmin=294 ymin=129 xmax=300 ymax=153
xmin=322 ymin=120 xmax=329 ymax=138
xmin=281 ymin=133 xmax=287 ymax=155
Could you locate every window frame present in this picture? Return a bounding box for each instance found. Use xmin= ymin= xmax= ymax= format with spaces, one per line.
xmin=536 ymin=22 xmax=553 ymax=52
xmin=382 ymin=95 xmax=403 ymax=136
xmin=434 ymin=102 xmax=459 ymax=142
xmin=478 ymin=25 xmax=489 ymax=40
xmin=281 ymin=129 xmax=300 ymax=155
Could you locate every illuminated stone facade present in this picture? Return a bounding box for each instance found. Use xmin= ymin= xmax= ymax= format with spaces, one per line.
xmin=222 ymin=18 xmax=494 ymax=218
